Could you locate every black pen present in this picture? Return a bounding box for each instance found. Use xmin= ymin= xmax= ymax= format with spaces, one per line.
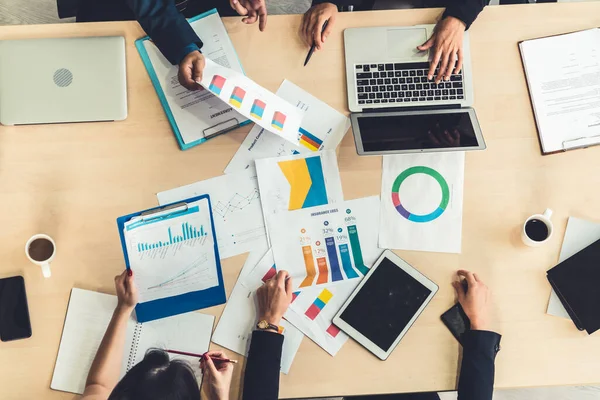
xmin=304 ymin=19 xmax=329 ymax=67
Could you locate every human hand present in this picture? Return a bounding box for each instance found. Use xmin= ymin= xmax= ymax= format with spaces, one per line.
xmin=201 ymin=351 xmax=234 ymax=400
xmin=178 ymin=50 xmax=205 ymax=91
xmin=114 ymin=270 xmax=138 ymax=314
xmin=427 ymin=124 xmax=461 ymax=147
xmin=257 ymin=270 xmax=293 ymax=328
xmin=300 ymin=3 xmax=337 ymax=50
xmin=453 ymin=270 xmax=490 ymax=331
xmin=417 ymin=16 xmax=466 ymax=83
xmin=230 ymin=0 xmax=267 ymax=31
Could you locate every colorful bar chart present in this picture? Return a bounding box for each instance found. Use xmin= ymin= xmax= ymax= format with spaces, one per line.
xmin=326 ymin=323 xmax=341 ymax=338
xmin=298 ymin=127 xmax=323 ymax=152
xmin=305 ymin=289 xmax=333 ymax=320
xmin=262 ymin=264 xmax=277 ymax=282
xmin=347 ymin=225 xmax=369 ymax=275
xmin=250 ymin=99 xmax=266 ymax=119
xmin=300 ymin=245 xmax=317 ymax=287
xmin=229 ymin=86 xmax=246 ymax=108
xmin=325 ymin=237 xmax=343 ymax=281
xmin=136 ymin=222 xmax=206 ymax=253
xmin=271 ymin=111 xmax=286 ymax=131
xmin=316 ymin=257 xmax=328 ymax=284
xmin=209 ymin=75 xmax=226 ymax=95
xmin=339 ymin=243 xmax=359 ymax=279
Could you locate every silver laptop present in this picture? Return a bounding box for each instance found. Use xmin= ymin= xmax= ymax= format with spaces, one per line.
xmin=0 ymin=37 xmax=127 ymax=125
xmin=344 ymin=25 xmax=486 ymax=155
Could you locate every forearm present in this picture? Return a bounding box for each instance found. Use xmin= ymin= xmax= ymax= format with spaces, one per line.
xmin=125 ymin=0 xmax=203 ymax=64
xmin=443 ymin=0 xmax=489 ymax=30
xmin=457 ymin=330 xmax=501 ymax=400
xmin=85 ymin=306 xmax=132 ymax=390
xmin=242 ymin=331 xmax=284 ymax=400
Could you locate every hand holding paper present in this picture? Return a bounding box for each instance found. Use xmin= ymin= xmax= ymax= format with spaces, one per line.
xmin=198 ymin=58 xmax=303 ymax=145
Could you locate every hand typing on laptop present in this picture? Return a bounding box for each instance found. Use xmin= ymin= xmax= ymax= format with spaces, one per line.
xmin=417 ymin=16 xmax=466 ymax=83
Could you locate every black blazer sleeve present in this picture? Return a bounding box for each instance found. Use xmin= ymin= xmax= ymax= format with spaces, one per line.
xmin=457 ymin=330 xmax=501 ymax=400
xmin=242 ymin=331 xmax=284 ymax=400
xmin=443 ymin=0 xmax=489 ymax=30
xmin=126 ymin=0 xmax=203 ymax=65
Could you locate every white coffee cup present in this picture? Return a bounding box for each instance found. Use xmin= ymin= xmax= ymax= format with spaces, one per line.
xmin=521 ymin=209 xmax=553 ymax=247
xmin=25 ymin=234 xmax=56 ymax=278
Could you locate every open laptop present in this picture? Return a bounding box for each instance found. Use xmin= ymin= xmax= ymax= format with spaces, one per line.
xmin=344 ymin=25 xmax=486 ymax=155
xmin=0 ymin=37 xmax=127 ymax=125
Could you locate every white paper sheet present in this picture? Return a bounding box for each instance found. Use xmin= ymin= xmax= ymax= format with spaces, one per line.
xmin=200 ymin=59 xmax=303 ymax=145
xmin=379 ymin=152 xmax=465 ymax=254
xmin=225 ymin=80 xmax=350 ymax=174
xmin=255 ymin=150 xmax=344 ymax=243
xmin=143 ymin=12 xmax=246 ymax=145
xmin=157 ymin=170 xmax=267 ymax=260
xmin=243 ymin=250 xmax=363 ymax=356
xmin=124 ymin=198 xmax=219 ymax=303
xmin=212 ymin=247 xmax=304 ymax=374
xmin=547 ymin=217 xmax=600 ymax=318
xmin=520 ymin=28 xmax=600 ymax=153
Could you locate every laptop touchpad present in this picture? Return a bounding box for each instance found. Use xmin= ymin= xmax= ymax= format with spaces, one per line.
xmin=386 ymin=28 xmax=428 ymax=60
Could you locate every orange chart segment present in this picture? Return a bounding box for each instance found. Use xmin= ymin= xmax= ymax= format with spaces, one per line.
xmin=316 ymin=257 xmax=328 ymax=284
xmin=300 ymin=245 xmax=316 ymax=287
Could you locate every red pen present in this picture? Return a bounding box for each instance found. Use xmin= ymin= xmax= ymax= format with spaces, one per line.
xmin=166 ymin=349 xmax=238 ymax=364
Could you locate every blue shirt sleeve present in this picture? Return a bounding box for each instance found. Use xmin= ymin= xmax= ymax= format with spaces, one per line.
xmin=126 ymin=0 xmax=203 ymax=65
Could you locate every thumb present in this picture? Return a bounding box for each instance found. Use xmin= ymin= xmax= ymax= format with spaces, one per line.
xmin=417 ymin=37 xmax=434 ymax=51
xmin=321 ymin=15 xmax=335 ymax=43
xmin=204 ymin=356 xmax=218 ymax=375
xmin=453 ymin=281 xmax=466 ymax=303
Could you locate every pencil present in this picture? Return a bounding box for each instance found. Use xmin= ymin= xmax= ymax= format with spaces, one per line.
xmin=304 ymin=19 xmax=330 ymax=67
xmin=166 ymin=349 xmax=238 ymax=364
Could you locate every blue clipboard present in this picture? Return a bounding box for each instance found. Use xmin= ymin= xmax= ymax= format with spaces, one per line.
xmin=135 ymin=8 xmax=251 ymax=151
xmin=116 ymin=194 xmax=226 ymax=323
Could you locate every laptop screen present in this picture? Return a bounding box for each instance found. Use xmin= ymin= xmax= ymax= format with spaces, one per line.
xmin=357 ymin=110 xmax=480 ymax=152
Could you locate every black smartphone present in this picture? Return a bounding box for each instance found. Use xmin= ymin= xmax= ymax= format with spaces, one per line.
xmin=0 ymin=276 xmax=32 ymax=341
xmin=441 ymin=303 xmax=470 ymax=345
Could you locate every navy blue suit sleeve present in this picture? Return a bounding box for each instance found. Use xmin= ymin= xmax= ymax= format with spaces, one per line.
xmin=458 ymin=330 xmax=501 ymax=400
xmin=126 ymin=0 xmax=203 ymax=65
xmin=443 ymin=0 xmax=489 ymax=30
xmin=242 ymin=331 xmax=284 ymax=400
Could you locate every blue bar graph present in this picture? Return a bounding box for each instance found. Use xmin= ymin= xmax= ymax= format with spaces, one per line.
xmin=136 ymin=221 xmax=208 ymax=252
xmin=339 ymin=244 xmax=359 ymax=278
xmin=325 ymin=237 xmax=343 ymax=281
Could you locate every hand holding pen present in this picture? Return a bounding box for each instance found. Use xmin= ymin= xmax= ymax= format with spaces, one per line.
xmin=200 ymin=351 xmax=235 ymax=400
xmin=301 ymin=3 xmax=338 ymax=65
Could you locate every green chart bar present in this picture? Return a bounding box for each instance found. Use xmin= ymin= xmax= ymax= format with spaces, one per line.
xmin=347 ymin=225 xmax=369 ymax=275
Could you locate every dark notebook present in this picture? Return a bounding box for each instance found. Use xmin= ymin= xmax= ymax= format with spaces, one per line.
xmin=547 ymin=238 xmax=600 ymax=334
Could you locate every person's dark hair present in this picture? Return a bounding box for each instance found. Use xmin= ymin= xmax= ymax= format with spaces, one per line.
xmin=108 ymin=349 xmax=201 ymax=400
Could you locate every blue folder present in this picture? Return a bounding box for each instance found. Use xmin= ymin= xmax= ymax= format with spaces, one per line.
xmin=135 ymin=8 xmax=251 ymax=151
xmin=117 ymin=194 xmax=226 ymax=323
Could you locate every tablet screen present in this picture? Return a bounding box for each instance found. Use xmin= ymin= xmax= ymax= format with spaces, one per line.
xmin=357 ymin=110 xmax=479 ymax=152
xmin=339 ymin=257 xmax=432 ymax=351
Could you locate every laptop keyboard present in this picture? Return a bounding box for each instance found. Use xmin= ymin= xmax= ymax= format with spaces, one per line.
xmin=354 ymin=62 xmax=464 ymax=106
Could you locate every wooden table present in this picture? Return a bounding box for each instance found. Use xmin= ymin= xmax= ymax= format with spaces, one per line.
xmin=2 ymin=3 xmax=600 ymax=399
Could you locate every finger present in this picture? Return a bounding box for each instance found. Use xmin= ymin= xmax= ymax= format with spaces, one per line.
xmin=192 ymin=58 xmax=204 ymax=85
xmin=285 ymin=275 xmax=293 ymax=295
xmin=305 ymin=16 xmax=316 ymax=48
xmin=230 ymin=0 xmax=248 ymax=15
xmin=417 ymin=37 xmax=434 ymax=51
xmin=455 ymin=47 xmax=463 ymax=75
xmin=178 ymin=65 xmax=197 ymax=91
xmin=428 ymin=130 xmax=441 ymax=145
xmin=451 ymin=128 xmax=461 ymax=141
xmin=300 ymin=13 xmax=310 ymax=46
xmin=428 ymin=46 xmax=441 ymax=80
xmin=457 ymin=270 xmax=477 ymax=287
xmin=242 ymin=9 xmax=258 ymax=24
xmin=322 ymin=13 xmax=335 ymax=44
xmin=276 ymin=270 xmax=289 ymax=287
xmin=444 ymin=51 xmax=456 ymax=81
xmin=313 ymin=17 xmax=327 ymax=50
xmin=453 ymin=281 xmax=466 ymax=303
xmin=258 ymin=7 xmax=267 ymax=31
xmin=205 ymin=350 xmax=226 ymax=358
xmin=436 ymin=51 xmax=449 ymax=83
xmin=473 ymin=273 xmax=481 ymax=283
xmin=204 ymin=356 xmax=218 ymax=375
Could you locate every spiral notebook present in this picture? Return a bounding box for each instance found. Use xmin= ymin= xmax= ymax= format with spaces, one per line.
xmin=51 ymin=288 xmax=214 ymax=394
